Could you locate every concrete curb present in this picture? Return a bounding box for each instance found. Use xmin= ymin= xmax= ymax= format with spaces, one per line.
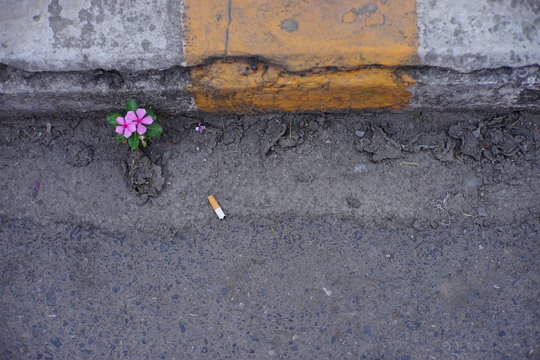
xmin=1 ymin=64 xmax=538 ymax=116
xmin=1 ymin=0 xmax=539 ymax=113
xmin=0 ymin=65 xmax=195 ymax=116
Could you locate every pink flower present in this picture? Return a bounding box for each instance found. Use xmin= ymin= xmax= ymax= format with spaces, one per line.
xmin=195 ymin=122 xmax=206 ymax=133
xmin=126 ymin=109 xmax=153 ymax=135
xmin=115 ymin=116 xmax=136 ymax=138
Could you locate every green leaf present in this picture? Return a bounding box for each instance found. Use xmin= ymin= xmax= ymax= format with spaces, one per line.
xmin=107 ymin=112 xmax=121 ymax=126
xmin=128 ymin=133 xmax=139 ymax=150
xmin=145 ymin=122 xmax=163 ymax=138
xmin=115 ymin=134 xmax=127 ymax=143
xmin=146 ymin=107 xmax=157 ymax=121
xmin=126 ymin=98 xmax=138 ymax=112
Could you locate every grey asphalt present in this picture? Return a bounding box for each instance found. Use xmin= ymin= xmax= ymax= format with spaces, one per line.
xmin=1 ymin=110 xmax=539 ymax=359
xmin=1 ymin=216 xmax=538 ymax=359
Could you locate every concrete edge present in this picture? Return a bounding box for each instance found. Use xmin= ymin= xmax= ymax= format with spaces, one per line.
xmin=1 ymin=63 xmax=539 ymax=116
xmin=0 ymin=64 xmax=196 ymax=116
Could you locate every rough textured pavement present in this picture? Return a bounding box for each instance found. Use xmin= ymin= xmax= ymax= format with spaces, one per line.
xmin=1 ymin=217 xmax=539 ymax=359
xmin=1 ymin=110 xmax=539 ymax=359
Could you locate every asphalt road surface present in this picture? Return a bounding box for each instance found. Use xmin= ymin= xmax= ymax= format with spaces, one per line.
xmin=1 ymin=110 xmax=539 ymax=359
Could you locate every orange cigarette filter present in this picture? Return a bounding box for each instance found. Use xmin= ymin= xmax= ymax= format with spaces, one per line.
xmin=207 ymin=195 xmax=225 ymax=219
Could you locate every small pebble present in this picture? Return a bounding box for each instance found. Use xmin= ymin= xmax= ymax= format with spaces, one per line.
xmin=179 ymin=322 xmax=186 ymax=333
xmin=46 ymin=292 xmax=56 ymax=307
xmin=354 ymin=164 xmax=367 ymax=173
xmin=477 ymin=207 xmax=488 ymax=217
xmin=355 ymin=130 xmax=365 ymax=138
xmin=51 ymin=338 xmax=62 ymax=348
xmin=160 ymin=243 xmax=170 ymax=253
xmin=322 ymin=287 xmax=332 ymax=296
xmin=493 ymin=284 xmax=500 ymax=289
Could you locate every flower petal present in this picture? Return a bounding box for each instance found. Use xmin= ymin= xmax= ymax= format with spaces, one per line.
xmin=115 ymin=126 xmax=124 ymax=134
xmin=127 ymin=123 xmax=137 ymax=132
xmin=141 ymin=115 xmax=153 ymax=125
xmin=125 ymin=111 xmax=136 ymax=122
xmin=124 ymin=129 xmax=133 ymax=138
xmin=136 ymin=108 xmax=146 ymax=119
xmin=137 ymin=124 xmax=147 ymax=135
xmin=116 ymin=117 xmax=125 ymax=125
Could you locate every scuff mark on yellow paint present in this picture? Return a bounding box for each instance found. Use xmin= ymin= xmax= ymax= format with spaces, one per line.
xmin=190 ymin=59 xmax=414 ymax=112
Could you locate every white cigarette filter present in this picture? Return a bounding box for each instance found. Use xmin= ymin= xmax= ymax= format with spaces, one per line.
xmin=207 ymin=195 xmax=225 ymax=220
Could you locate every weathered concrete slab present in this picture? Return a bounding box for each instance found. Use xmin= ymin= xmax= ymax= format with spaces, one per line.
xmin=1 ymin=0 xmax=539 ymax=113
xmin=2 ymin=0 xmax=538 ymax=74
xmin=417 ymin=0 xmax=540 ymax=72
xmin=182 ymin=0 xmax=540 ymax=112
xmin=0 ymin=64 xmax=195 ymax=116
xmin=409 ymin=66 xmax=540 ymax=110
xmin=182 ymin=0 xmax=540 ymax=72
xmin=0 ymin=0 xmax=183 ymax=72
xmin=182 ymin=0 xmax=418 ymax=70
xmin=1 ymin=64 xmax=538 ymax=115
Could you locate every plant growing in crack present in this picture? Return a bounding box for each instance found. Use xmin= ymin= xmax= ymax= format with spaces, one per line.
xmin=107 ymin=98 xmax=163 ymax=150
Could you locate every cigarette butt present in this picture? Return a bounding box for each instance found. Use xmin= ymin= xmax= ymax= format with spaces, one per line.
xmin=208 ymin=195 xmax=225 ymax=220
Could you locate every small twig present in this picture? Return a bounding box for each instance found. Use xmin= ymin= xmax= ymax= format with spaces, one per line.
xmin=289 ymin=120 xmax=292 ymax=139
xmin=400 ymin=161 xmax=420 ymax=166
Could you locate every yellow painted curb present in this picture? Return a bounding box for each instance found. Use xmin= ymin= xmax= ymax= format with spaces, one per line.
xmin=190 ymin=60 xmax=414 ymax=112
xmin=183 ymin=0 xmax=419 ymax=112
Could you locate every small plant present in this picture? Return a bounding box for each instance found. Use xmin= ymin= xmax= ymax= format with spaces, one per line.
xmin=195 ymin=122 xmax=206 ymax=133
xmin=107 ymin=98 xmax=163 ymax=150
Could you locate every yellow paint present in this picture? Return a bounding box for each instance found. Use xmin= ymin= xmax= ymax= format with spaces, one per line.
xmin=183 ymin=0 xmax=418 ymax=71
xmin=184 ymin=0 xmax=418 ymax=112
xmin=190 ymin=59 xmax=414 ymax=112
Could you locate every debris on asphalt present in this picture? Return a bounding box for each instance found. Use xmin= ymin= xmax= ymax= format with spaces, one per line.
xmin=66 ymin=141 xmax=94 ymax=167
xmin=195 ymin=122 xmax=206 ymax=133
xmin=346 ymin=195 xmax=361 ymax=209
xmin=322 ymin=287 xmax=332 ymax=296
xmin=354 ymin=125 xmax=402 ymax=162
xmin=261 ymin=121 xmax=288 ymax=157
xmin=354 ymin=164 xmax=367 ymax=173
xmin=32 ymin=180 xmax=40 ymax=199
xmin=355 ymin=130 xmax=365 ymax=138
xmin=449 ymin=115 xmax=537 ymax=161
xmin=208 ymin=195 xmax=226 ymax=220
xmin=477 ymin=207 xmax=488 ymax=217
xmin=125 ymin=151 xmax=164 ymax=199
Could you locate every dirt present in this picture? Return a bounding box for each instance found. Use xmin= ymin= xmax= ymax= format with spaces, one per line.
xmin=0 ymin=110 xmax=538 ymax=235
xmin=1 ymin=109 xmax=539 ymax=359
xmin=125 ymin=151 xmax=165 ymax=201
xmin=65 ymin=141 xmax=94 ymax=167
